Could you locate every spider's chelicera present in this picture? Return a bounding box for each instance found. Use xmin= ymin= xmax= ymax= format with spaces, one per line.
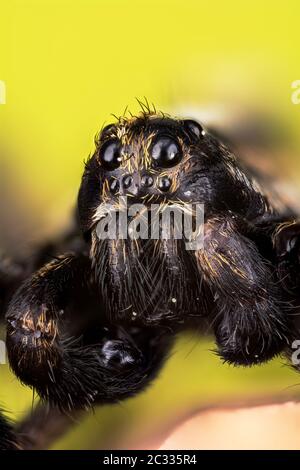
xmin=94 ymin=195 xmax=205 ymax=251
xmin=1 ymin=108 xmax=300 ymax=449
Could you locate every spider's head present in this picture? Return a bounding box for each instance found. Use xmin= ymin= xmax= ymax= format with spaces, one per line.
xmin=91 ymin=115 xmax=206 ymax=201
xmin=78 ymin=111 xmax=268 ymax=239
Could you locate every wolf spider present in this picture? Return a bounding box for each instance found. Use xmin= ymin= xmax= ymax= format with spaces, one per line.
xmin=1 ymin=109 xmax=300 ymax=449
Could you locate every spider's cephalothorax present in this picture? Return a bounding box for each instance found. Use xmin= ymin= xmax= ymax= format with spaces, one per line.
xmin=3 ymin=110 xmax=300 ymax=417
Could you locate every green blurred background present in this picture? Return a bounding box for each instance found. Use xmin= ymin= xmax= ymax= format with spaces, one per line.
xmin=0 ymin=0 xmax=300 ymax=449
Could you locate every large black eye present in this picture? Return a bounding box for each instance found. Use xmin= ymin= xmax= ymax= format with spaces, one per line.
xmin=151 ymin=136 xmax=182 ymax=168
xmin=99 ymin=140 xmax=121 ymax=170
xmin=183 ymin=119 xmax=205 ymax=140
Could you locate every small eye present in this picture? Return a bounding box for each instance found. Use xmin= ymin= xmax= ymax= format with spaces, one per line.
xmin=99 ymin=140 xmax=122 ymax=170
xmin=109 ymin=178 xmax=119 ymax=194
xmin=122 ymin=175 xmax=133 ymax=189
xmin=141 ymin=174 xmax=154 ymax=188
xmin=151 ymin=136 xmax=182 ymax=168
xmin=158 ymin=176 xmax=172 ymax=192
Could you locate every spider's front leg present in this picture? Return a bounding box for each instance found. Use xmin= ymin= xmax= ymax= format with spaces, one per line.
xmin=5 ymin=254 xmax=172 ymax=410
xmin=195 ymin=216 xmax=292 ymax=366
xmin=0 ymin=258 xmax=26 ymax=449
xmin=269 ymin=220 xmax=300 ymax=371
xmin=272 ymin=220 xmax=300 ymax=293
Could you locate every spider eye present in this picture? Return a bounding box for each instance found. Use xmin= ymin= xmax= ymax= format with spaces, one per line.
xmin=151 ymin=136 xmax=182 ymax=168
xmin=99 ymin=140 xmax=122 ymax=170
xmin=183 ymin=119 xmax=205 ymax=139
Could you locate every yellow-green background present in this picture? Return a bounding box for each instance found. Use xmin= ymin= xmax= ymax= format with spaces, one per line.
xmin=0 ymin=0 xmax=300 ymax=449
